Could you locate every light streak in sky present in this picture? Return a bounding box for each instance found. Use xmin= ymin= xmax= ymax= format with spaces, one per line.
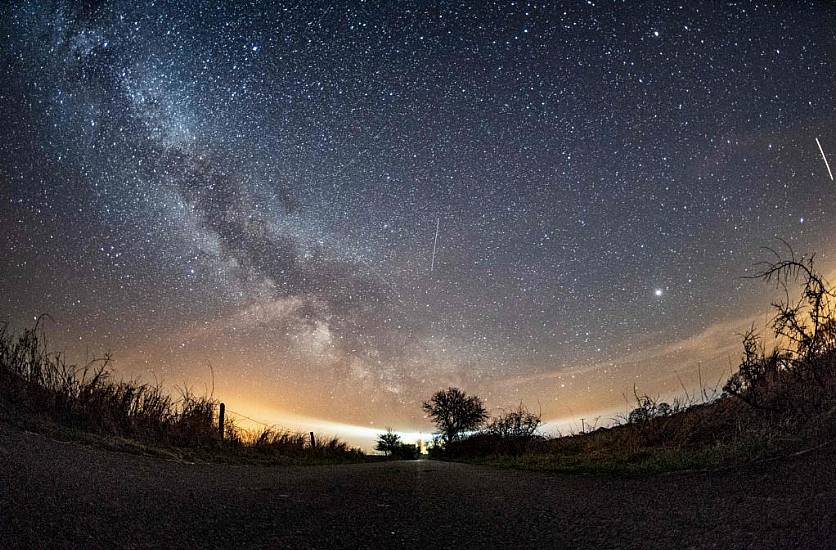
xmin=430 ymin=218 xmax=440 ymax=272
xmin=815 ymin=137 xmax=833 ymax=181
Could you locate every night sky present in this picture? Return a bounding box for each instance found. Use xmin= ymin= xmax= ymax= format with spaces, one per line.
xmin=2 ymin=1 xmax=835 ymax=443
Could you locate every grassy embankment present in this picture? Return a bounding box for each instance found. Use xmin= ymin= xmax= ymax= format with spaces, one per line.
xmin=0 ymin=319 xmax=365 ymax=465
xmin=450 ymin=397 xmax=836 ymax=476
xmin=4 ymin=250 xmax=834 ymax=475
xmin=438 ymin=251 xmax=836 ymax=475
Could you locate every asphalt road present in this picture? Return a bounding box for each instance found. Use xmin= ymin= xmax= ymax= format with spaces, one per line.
xmin=1 ymin=423 xmax=834 ymax=549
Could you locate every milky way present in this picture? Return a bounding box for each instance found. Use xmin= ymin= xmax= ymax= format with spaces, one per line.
xmin=1 ymin=1 xmax=835 ymax=437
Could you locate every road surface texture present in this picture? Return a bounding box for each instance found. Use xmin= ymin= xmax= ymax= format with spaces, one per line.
xmin=1 ymin=422 xmax=834 ymax=549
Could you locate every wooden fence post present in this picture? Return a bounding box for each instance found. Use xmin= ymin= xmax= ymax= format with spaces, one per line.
xmin=310 ymin=431 xmax=316 ymax=448
xmin=219 ymin=402 xmax=225 ymax=441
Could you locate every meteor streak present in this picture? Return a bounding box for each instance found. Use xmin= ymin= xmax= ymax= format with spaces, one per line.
xmin=815 ymin=137 xmax=833 ymax=181
xmin=430 ymin=218 xmax=440 ymax=272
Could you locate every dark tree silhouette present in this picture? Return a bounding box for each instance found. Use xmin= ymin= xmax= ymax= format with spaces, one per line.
xmin=375 ymin=428 xmax=401 ymax=456
xmin=422 ymin=387 xmax=488 ymax=445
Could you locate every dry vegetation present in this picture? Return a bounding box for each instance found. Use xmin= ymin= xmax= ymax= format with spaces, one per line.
xmin=4 ymin=246 xmax=835 ymax=474
xmin=437 ymin=248 xmax=836 ymax=474
xmin=0 ymin=318 xmax=363 ymax=464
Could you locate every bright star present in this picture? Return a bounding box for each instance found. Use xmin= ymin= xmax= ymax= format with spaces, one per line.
xmin=654 ymin=289 xmax=663 ymax=297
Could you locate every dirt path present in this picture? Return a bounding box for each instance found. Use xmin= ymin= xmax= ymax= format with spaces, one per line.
xmin=1 ymin=423 xmax=834 ymax=549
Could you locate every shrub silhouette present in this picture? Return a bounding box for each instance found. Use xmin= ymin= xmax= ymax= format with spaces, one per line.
xmin=724 ymin=245 xmax=836 ymax=414
xmin=430 ymin=402 xmax=543 ymax=457
xmin=391 ymin=443 xmax=419 ymax=459
xmin=375 ymin=428 xmax=401 ymax=456
xmin=627 ymin=393 xmax=675 ymax=425
xmin=485 ymin=403 xmax=542 ymax=439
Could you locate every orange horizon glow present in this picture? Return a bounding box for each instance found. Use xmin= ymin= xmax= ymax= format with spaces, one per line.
xmin=31 ymin=264 xmax=836 ymax=452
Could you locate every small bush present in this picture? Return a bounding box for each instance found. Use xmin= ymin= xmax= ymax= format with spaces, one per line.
xmin=485 ymin=404 xmax=542 ymax=439
xmin=391 ymin=443 xmax=419 ymax=460
xmin=375 ymin=428 xmax=402 ymax=456
xmin=437 ymin=403 xmax=543 ymax=458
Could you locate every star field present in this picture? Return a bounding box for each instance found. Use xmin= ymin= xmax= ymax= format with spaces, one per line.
xmin=1 ymin=1 xmax=835 ymax=431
